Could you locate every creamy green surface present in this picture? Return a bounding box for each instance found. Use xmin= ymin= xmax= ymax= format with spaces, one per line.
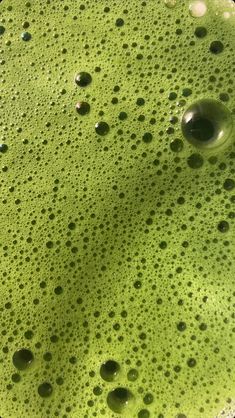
xmin=0 ymin=0 xmax=235 ymax=417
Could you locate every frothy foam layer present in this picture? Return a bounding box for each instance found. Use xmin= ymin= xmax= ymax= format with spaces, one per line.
xmin=0 ymin=0 xmax=235 ymax=417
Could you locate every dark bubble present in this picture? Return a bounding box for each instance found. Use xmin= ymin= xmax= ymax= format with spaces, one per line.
xmin=95 ymin=121 xmax=110 ymax=136
xmin=217 ymin=220 xmax=229 ymax=233
xmin=223 ymin=179 xmax=235 ymax=191
xmin=38 ymin=382 xmax=53 ymax=398
xmin=143 ymin=393 xmax=154 ymax=405
xmin=187 ymin=358 xmax=197 ymax=368
xmin=0 ymin=144 xmax=8 ymax=153
xmin=21 ymin=32 xmax=31 ymax=41
xmin=54 ymin=285 xmax=63 ymax=295
xmin=138 ymin=409 xmax=150 ymax=418
xmin=118 ymin=111 xmax=128 ymax=120
xmin=181 ymin=99 xmax=233 ymax=149
xmin=0 ymin=26 xmax=5 ymax=35
xmin=75 ymin=72 xmax=92 ymax=87
xmin=107 ymin=387 xmax=133 ymax=414
xmin=12 ymin=348 xmax=34 ymax=370
xmin=12 ymin=373 xmax=21 ymax=383
xmin=194 ymin=26 xmax=207 ymax=38
xmin=182 ymin=88 xmax=192 ymax=97
xmin=93 ymin=386 xmax=103 ymax=396
xmin=142 ymin=132 xmax=153 ymax=143
xmin=75 ymin=101 xmax=90 ymax=115
xmin=100 ymin=359 xmax=120 ymax=382
xmin=43 ymin=352 xmax=52 ymax=362
xmin=136 ymin=98 xmax=145 ymax=106
xmin=187 ymin=153 xmax=204 ymax=169
xmin=127 ymin=368 xmax=139 ymax=381
xmin=116 ymin=18 xmax=124 ymax=27
xmin=210 ymin=41 xmax=224 ymax=54
xmin=170 ymin=138 xmax=183 ymax=152
xmin=177 ymin=321 xmax=186 ymax=332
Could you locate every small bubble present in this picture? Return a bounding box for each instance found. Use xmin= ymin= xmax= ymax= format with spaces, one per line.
xmin=210 ymin=41 xmax=224 ymax=54
xmin=170 ymin=138 xmax=183 ymax=152
xmin=177 ymin=321 xmax=186 ymax=332
xmin=223 ymin=179 xmax=235 ymax=191
xmin=194 ymin=26 xmax=207 ymax=38
xmin=100 ymin=359 xmax=120 ymax=382
xmin=164 ymin=0 xmax=177 ymax=8
xmin=189 ymin=1 xmax=207 ymax=18
xmin=118 ymin=111 xmax=128 ymax=120
xmin=138 ymin=409 xmax=150 ymax=418
xmin=107 ymin=387 xmax=133 ymax=414
xmin=75 ymin=101 xmax=90 ymax=115
xmin=115 ymin=18 xmax=124 ymax=27
xmin=0 ymin=144 xmax=8 ymax=153
xmin=38 ymin=382 xmax=53 ymax=398
xmin=187 ymin=358 xmax=197 ymax=368
xmin=127 ymin=368 xmax=139 ymax=381
xmin=21 ymin=32 xmax=31 ymax=41
xmin=12 ymin=373 xmax=21 ymax=383
xmin=93 ymin=386 xmax=103 ymax=396
xmin=12 ymin=348 xmax=34 ymax=370
xmin=187 ymin=153 xmax=204 ymax=169
xmin=143 ymin=393 xmax=154 ymax=405
xmin=95 ymin=121 xmax=110 ymax=136
xmin=142 ymin=132 xmax=153 ymax=143
xmin=75 ymin=72 xmax=92 ymax=87
xmin=217 ymin=220 xmax=229 ymax=233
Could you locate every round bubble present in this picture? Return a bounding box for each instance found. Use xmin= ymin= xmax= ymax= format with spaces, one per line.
xmin=181 ymin=99 xmax=233 ymax=149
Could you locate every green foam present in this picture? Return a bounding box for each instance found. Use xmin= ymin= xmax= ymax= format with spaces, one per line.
xmin=0 ymin=0 xmax=235 ymax=417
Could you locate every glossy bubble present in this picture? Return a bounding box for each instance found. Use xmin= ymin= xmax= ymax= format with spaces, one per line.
xmin=181 ymin=99 xmax=233 ymax=149
xmin=12 ymin=348 xmax=34 ymax=371
xmin=106 ymin=387 xmax=134 ymax=414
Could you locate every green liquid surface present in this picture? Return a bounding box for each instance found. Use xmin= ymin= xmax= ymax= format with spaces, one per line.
xmin=0 ymin=0 xmax=235 ymax=417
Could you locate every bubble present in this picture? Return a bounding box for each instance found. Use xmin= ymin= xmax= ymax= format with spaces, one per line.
xmin=187 ymin=153 xmax=204 ymax=169
xmin=217 ymin=220 xmax=229 ymax=233
xmin=38 ymin=382 xmax=53 ymax=398
xmin=187 ymin=358 xmax=197 ymax=368
xmin=143 ymin=393 xmax=154 ymax=405
xmin=107 ymin=387 xmax=134 ymax=414
xmin=142 ymin=132 xmax=153 ymax=143
xmin=75 ymin=72 xmax=92 ymax=87
xmin=43 ymin=352 xmax=52 ymax=362
xmin=12 ymin=348 xmax=34 ymax=370
xmin=127 ymin=368 xmax=139 ymax=381
xmin=95 ymin=121 xmax=110 ymax=136
xmin=164 ymin=0 xmax=177 ymax=8
xmin=181 ymin=99 xmax=233 ymax=149
xmin=210 ymin=41 xmax=224 ymax=54
xmin=189 ymin=1 xmax=207 ymax=18
xmin=0 ymin=144 xmax=8 ymax=153
xmin=138 ymin=409 xmax=150 ymax=418
xmin=75 ymin=101 xmax=90 ymax=115
xmin=170 ymin=138 xmax=183 ymax=152
xmin=100 ymin=359 xmax=120 ymax=381
xmin=12 ymin=373 xmax=21 ymax=383
xmin=93 ymin=386 xmax=102 ymax=396
xmin=177 ymin=321 xmax=186 ymax=332
xmin=194 ymin=26 xmax=207 ymax=38
xmin=116 ymin=18 xmax=124 ymax=27
xmin=118 ymin=111 xmax=128 ymax=120
xmin=21 ymin=32 xmax=31 ymax=41
xmin=0 ymin=26 xmax=5 ymax=35
xmin=223 ymin=179 xmax=235 ymax=191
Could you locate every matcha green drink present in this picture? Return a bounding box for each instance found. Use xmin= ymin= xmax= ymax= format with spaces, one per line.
xmin=0 ymin=0 xmax=235 ymax=417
